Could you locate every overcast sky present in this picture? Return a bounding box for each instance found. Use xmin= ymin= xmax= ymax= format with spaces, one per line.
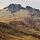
xmin=0 ymin=0 xmax=40 ymax=9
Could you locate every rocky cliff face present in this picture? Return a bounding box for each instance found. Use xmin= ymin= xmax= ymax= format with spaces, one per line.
xmin=0 ymin=4 xmax=40 ymax=40
xmin=4 ymin=4 xmax=23 ymax=13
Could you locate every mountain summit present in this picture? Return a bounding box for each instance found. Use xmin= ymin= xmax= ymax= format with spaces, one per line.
xmin=3 ymin=4 xmax=40 ymax=13
xmin=4 ymin=4 xmax=23 ymax=12
xmin=8 ymin=4 xmax=22 ymax=12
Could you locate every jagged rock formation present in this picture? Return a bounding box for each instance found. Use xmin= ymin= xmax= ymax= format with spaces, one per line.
xmin=8 ymin=4 xmax=22 ymax=12
xmin=4 ymin=4 xmax=23 ymax=13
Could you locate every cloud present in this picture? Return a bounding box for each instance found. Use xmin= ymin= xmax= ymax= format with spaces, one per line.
xmin=31 ymin=0 xmax=40 ymax=2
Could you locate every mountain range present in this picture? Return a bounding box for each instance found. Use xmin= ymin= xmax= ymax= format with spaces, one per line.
xmin=0 ymin=4 xmax=40 ymax=40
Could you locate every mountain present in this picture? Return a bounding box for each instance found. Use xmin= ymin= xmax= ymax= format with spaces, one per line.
xmin=4 ymin=4 xmax=23 ymax=13
xmin=0 ymin=4 xmax=40 ymax=40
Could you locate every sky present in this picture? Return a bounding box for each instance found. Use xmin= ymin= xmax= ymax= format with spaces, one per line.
xmin=0 ymin=0 xmax=40 ymax=9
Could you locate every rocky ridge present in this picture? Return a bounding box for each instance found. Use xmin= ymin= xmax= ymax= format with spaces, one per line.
xmin=0 ymin=4 xmax=40 ymax=40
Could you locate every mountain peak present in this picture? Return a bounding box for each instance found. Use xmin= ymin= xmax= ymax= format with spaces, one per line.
xmin=8 ymin=4 xmax=22 ymax=12
xmin=4 ymin=4 xmax=25 ymax=13
xmin=3 ymin=3 xmax=40 ymax=13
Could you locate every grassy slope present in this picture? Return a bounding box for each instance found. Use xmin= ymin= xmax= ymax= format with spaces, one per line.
xmin=0 ymin=9 xmax=40 ymax=40
xmin=0 ymin=22 xmax=40 ymax=40
xmin=0 ymin=10 xmax=29 ymax=23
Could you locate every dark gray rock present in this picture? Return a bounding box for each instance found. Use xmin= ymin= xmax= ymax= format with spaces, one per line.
xmin=8 ymin=4 xmax=22 ymax=13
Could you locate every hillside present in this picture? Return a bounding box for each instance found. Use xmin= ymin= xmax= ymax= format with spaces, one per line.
xmin=0 ymin=4 xmax=40 ymax=40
